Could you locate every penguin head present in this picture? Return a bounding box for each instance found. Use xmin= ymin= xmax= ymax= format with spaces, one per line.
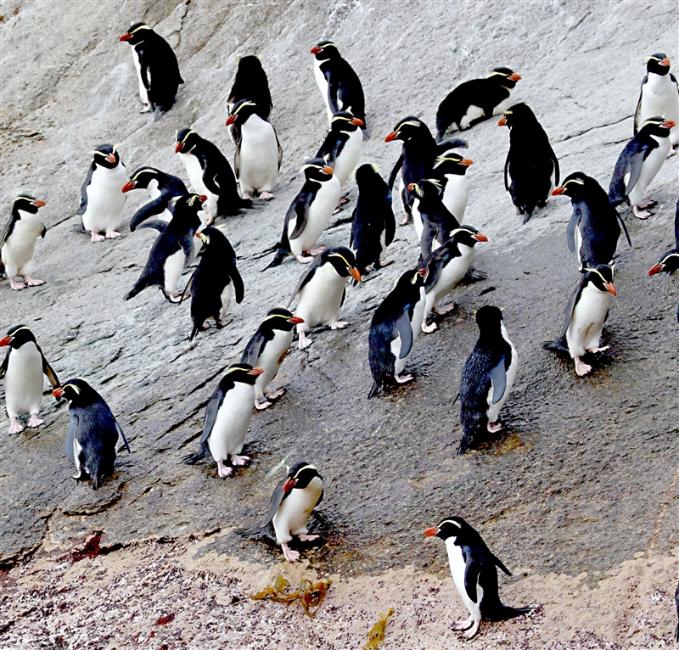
xmin=172 ymin=193 xmax=207 ymax=221
xmin=322 ymin=247 xmax=362 ymax=282
xmin=92 ymin=145 xmax=121 ymax=169
xmin=583 ymin=265 xmax=617 ymax=296
xmin=638 ymin=115 xmax=676 ymax=139
xmin=354 ymin=163 xmax=382 ymax=188
xmin=407 ymin=178 xmax=443 ymax=201
xmin=487 ymin=67 xmax=521 ymax=88
xmin=433 ymin=151 xmax=473 ymax=176
xmin=301 ymin=157 xmax=335 ymax=183
xmin=497 ymin=102 xmax=536 ymax=128
xmin=236 ymin=55 xmax=264 ymax=73
xmin=195 ymin=225 xmax=222 ymax=250
xmin=225 ymin=99 xmax=259 ymax=126
xmin=329 ymin=110 xmax=364 ymax=133
xmin=175 ymin=128 xmax=200 ymax=154
xmin=220 ymin=364 xmax=264 ymax=388
xmin=122 ymin=166 xmax=159 ymax=193
xmin=423 ymin=516 xmax=473 ymax=541
xmin=396 ymin=267 xmax=427 ymax=291
xmin=0 ymin=324 xmax=37 ymax=349
xmin=384 ymin=116 xmax=427 ymax=143
xmin=12 ymin=194 xmax=46 ymax=215
xmin=283 ymin=462 xmax=322 ymax=493
xmin=119 ymin=22 xmax=153 ymax=45
xmin=475 ymin=305 xmax=504 ymax=336
xmin=645 ymin=52 xmax=671 ymax=75
xmin=551 ymin=172 xmax=591 ymax=199
xmin=310 ymin=40 xmax=339 ymax=61
xmin=450 ymin=226 xmax=489 ymax=248
xmin=53 ymin=379 xmax=97 ymax=406
xmin=260 ymin=308 xmax=304 ymax=333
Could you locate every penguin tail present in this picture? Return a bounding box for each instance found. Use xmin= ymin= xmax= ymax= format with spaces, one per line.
xmin=367 ymin=381 xmax=381 ymax=399
xmin=485 ymin=603 xmax=534 ymax=621
xmin=189 ymin=325 xmax=200 ymax=342
xmin=124 ymin=286 xmax=140 ymax=301
xmin=438 ymin=136 xmax=468 ymax=150
xmin=263 ymin=244 xmax=289 ymax=270
xmin=542 ymin=337 xmax=568 ymax=355
xmin=457 ymin=430 xmax=474 ymax=455
xmin=182 ymin=447 xmax=207 ymax=465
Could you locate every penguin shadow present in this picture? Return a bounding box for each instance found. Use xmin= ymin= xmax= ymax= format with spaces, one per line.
xmin=542 ymin=332 xmax=617 ymax=377
xmin=467 ymin=424 xmax=530 ymax=457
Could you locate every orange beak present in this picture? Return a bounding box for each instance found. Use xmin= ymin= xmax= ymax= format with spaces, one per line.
xmin=198 ymin=195 xmax=208 ymax=203
xmin=461 ymin=158 xmax=473 ymax=167
xmin=53 ymin=387 xmax=64 ymax=399
xmin=322 ymin=166 xmax=334 ymax=175
xmin=474 ymin=232 xmax=489 ymax=242
xmin=423 ymin=527 xmax=438 ymax=538
xmin=660 ymin=57 xmax=671 ymax=67
xmin=121 ymin=180 xmax=136 ymax=193
xmin=648 ymin=263 xmax=664 ymax=276
xmin=225 ymin=114 xmax=236 ymax=126
xmin=0 ymin=336 xmax=12 ymax=346
xmin=384 ymin=131 xmax=398 ymax=142
xmin=119 ymin=33 xmax=132 ymax=42
xmin=407 ymin=182 xmax=417 ymax=192
xmin=497 ymin=116 xmax=507 ymax=127
xmin=283 ymin=477 xmax=296 ymax=493
xmin=105 ymin=153 xmax=117 ymax=164
xmin=175 ymin=142 xmax=184 ymax=153
xmin=248 ymin=367 xmax=265 ymax=376
xmin=351 ymin=117 xmax=364 ymax=127
xmin=288 ymin=316 xmax=305 ymax=325
xmin=662 ymin=119 xmax=676 ymax=129
xmin=349 ymin=267 xmax=362 ymax=282
xmin=605 ymin=282 xmax=617 ymax=296
xmin=417 ymin=267 xmax=428 ymax=278
xmin=509 ymin=72 xmax=521 ymax=81
xmin=32 ymin=200 xmax=46 ymax=207
xmin=552 ymin=186 xmax=566 ymax=196
xmin=310 ymin=46 xmax=322 ymax=55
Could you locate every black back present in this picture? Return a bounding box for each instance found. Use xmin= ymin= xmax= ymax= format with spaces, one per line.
xmin=127 ymin=167 xmax=188 ymax=231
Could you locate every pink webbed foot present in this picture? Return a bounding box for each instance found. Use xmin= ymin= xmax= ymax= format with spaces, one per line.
xmin=8 ymin=418 xmax=25 ymax=434
xmin=574 ymin=356 xmax=592 ymax=377
xmin=9 ymin=277 xmax=26 ymax=290
xmin=230 ymin=454 xmax=250 ymax=467
xmin=105 ymin=230 xmax=121 ymax=239
xmin=297 ymin=533 xmax=319 ymax=542
xmin=24 ymin=276 xmax=46 ymax=287
xmin=395 ymin=373 xmax=413 ymax=385
xmin=90 ymin=232 xmax=106 ymax=242
xmin=259 ymin=191 xmax=274 ymax=200
xmin=487 ymin=421 xmax=503 ymax=433
xmin=281 ymin=543 xmax=300 ymax=562
xmin=217 ymin=461 xmax=233 ymax=478
xmin=27 ymin=415 xmax=44 ymax=428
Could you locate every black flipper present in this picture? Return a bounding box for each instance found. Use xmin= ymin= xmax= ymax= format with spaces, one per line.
xmin=387 ymin=153 xmax=404 ymax=192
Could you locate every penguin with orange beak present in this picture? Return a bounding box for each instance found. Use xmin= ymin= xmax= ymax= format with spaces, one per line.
xmin=315 ymin=110 xmax=364 ymax=189
xmin=432 ymin=149 xmax=474 ymax=222
xmin=123 ymin=166 xmax=188 ymax=231
xmin=648 ymin=199 xmax=679 ymax=277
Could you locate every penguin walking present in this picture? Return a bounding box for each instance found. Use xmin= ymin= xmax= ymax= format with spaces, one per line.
xmin=635 ymin=53 xmax=679 ymax=149
xmin=498 ymin=103 xmax=559 ymax=222
xmin=77 ymin=145 xmax=128 ymax=242
xmin=53 ymin=379 xmax=130 ymax=490
xmin=187 ymin=227 xmax=244 ymax=340
xmin=368 ymin=268 xmax=427 ymax=398
xmin=262 ymin=461 xmax=324 ymax=562
xmin=350 ymin=164 xmax=395 ymax=275
xmin=226 ymin=55 xmax=273 ymax=146
xmin=545 ymin=264 xmax=617 ymax=377
xmin=125 ymin=193 xmax=205 ymax=303
xmin=424 ymin=516 xmax=532 ymax=639
xmin=119 ymin=22 xmax=183 ymax=117
xmin=648 ymin=199 xmax=679 ymax=276
xmin=1 ymin=325 xmax=60 ymax=434
xmin=436 ymin=67 xmax=521 ymax=140
xmin=289 ymin=247 xmax=361 ymax=349
xmin=608 ymin=116 xmax=675 ymax=219
xmin=175 ymin=128 xmax=251 ymax=220
xmin=122 ymin=166 xmax=188 ymax=231
xmin=241 ymin=308 xmax=304 ymax=410
xmin=310 ymin=41 xmax=366 ymax=129
xmin=432 ymin=149 xmax=473 ymax=222
xmin=265 ymin=158 xmax=340 ymax=267
xmin=422 ymin=227 xmax=489 ymax=334
xmin=226 ymin=99 xmax=282 ymax=200
xmin=315 ymin=110 xmax=364 ymax=189
xmin=457 ymin=306 xmax=517 ymax=453
xmin=552 ymin=172 xmax=631 ymax=268
xmin=182 ymin=364 xmax=263 ymax=478
xmin=0 ymin=195 xmax=47 ymax=290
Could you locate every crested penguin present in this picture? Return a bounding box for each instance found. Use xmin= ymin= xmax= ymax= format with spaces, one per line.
xmin=315 ymin=110 xmax=364 ymax=188
xmin=227 ymin=55 xmax=273 ymax=146
xmin=432 ymin=149 xmax=473 ymax=222
xmin=648 ymin=199 xmax=679 ymax=276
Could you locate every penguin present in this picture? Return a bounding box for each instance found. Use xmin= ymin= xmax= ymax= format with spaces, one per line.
xmin=225 ymin=99 xmax=282 ymax=200
xmin=675 ymin=580 xmax=679 ymax=643
xmin=262 ymin=461 xmax=324 ymax=562
xmin=226 ymin=55 xmax=273 ymax=146
xmin=422 ymin=227 xmax=489 ymax=334
xmin=289 ymin=247 xmax=361 ymax=349
xmin=182 ymin=364 xmax=263 ymax=478
xmin=119 ymin=22 xmax=183 ymax=117
xmin=457 ymin=306 xmax=517 ymax=453
xmin=310 ymin=41 xmax=366 ymax=128
xmin=0 ymin=325 xmax=60 ymax=434
xmin=0 ymin=195 xmax=47 ymax=290
xmin=648 ymin=199 xmax=679 ymax=276
xmin=498 ymin=103 xmax=560 ymax=223
xmin=385 ymin=116 xmax=466 ymax=224
xmin=545 ymin=264 xmax=617 ymax=377
xmin=241 ymin=308 xmax=304 ymax=410
xmin=436 ymin=67 xmax=521 ymax=140
xmin=634 ymin=53 xmax=679 ymax=148
xmin=431 ymin=149 xmax=474 ymax=222
xmin=265 ymin=158 xmax=341 ymax=267
xmin=552 ymin=172 xmax=631 ymax=269
xmin=186 ymin=227 xmax=244 ymax=341
xmin=608 ymin=116 xmax=675 ymax=219
xmin=125 ymin=193 xmax=205 ymax=303
xmin=175 ymin=128 xmax=251 ymax=220
xmin=53 ymin=379 xmax=130 ymax=490
xmin=122 ymin=166 xmax=188 ymax=231
xmin=77 ymin=145 xmax=128 ymax=242
xmin=368 ymin=268 xmax=427 ymax=398
xmin=350 ymin=163 xmax=396 ymax=275
xmin=315 ymin=110 xmax=364 ymax=188
xmin=423 ymin=516 xmax=532 ymax=639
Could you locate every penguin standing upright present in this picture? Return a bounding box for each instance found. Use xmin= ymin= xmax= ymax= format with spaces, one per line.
xmin=0 ymin=195 xmax=47 ymax=290
xmin=226 ymin=99 xmax=282 ymax=200
xmin=241 ymin=308 xmax=304 ymax=410
xmin=310 ymin=41 xmax=366 ymax=128
xmin=227 ymin=55 xmax=273 ymax=145
xmin=498 ymin=103 xmax=559 ymax=222
xmin=289 ymin=247 xmax=361 ymax=349
xmin=552 ymin=172 xmax=631 ymax=268
xmin=183 ymin=364 xmax=263 ymax=478
xmin=350 ymin=164 xmax=395 ymax=275
xmin=53 ymin=379 xmax=130 ymax=490
xmin=119 ymin=22 xmax=183 ymax=116
xmin=175 ymin=128 xmax=251 ymax=220
xmin=77 ymin=145 xmax=128 ymax=242
xmin=432 ymin=149 xmax=473 ymax=222
xmin=648 ymin=199 xmax=679 ymax=276
xmin=125 ymin=193 xmax=205 ymax=303
xmin=436 ymin=67 xmax=521 ymax=139
xmin=422 ymin=227 xmax=489 ymax=334
xmin=424 ymin=516 xmax=532 ymax=640
xmin=608 ymin=116 xmax=675 ymax=219
xmin=187 ymin=227 xmax=244 ymax=341
xmin=265 ymin=158 xmax=340 ymax=267
xmin=1 ymin=325 xmax=59 ymax=434
xmin=458 ymin=306 xmax=517 ymax=453
xmin=545 ymin=264 xmax=617 ymax=377
xmin=635 ymin=53 xmax=679 ymax=148
xmin=368 ymin=268 xmax=427 ymax=398
xmin=315 ymin=110 xmax=364 ymax=188
xmin=262 ymin=461 xmax=324 ymax=562
xmin=122 ymin=166 xmax=188 ymax=231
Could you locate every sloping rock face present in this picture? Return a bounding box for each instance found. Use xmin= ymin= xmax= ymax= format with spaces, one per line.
xmin=0 ymin=0 xmax=676 ymax=611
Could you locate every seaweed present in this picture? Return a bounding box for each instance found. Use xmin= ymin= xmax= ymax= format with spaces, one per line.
xmin=250 ymin=575 xmax=332 ymax=618
xmin=363 ymin=607 xmax=394 ymax=649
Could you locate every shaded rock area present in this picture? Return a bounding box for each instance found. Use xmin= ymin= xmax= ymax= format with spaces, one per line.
xmin=0 ymin=0 xmax=677 ymax=647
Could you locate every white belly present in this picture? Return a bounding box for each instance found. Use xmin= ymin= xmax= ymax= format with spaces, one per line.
xmin=295 ymin=264 xmax=346 ymax=328
xmin=442 ymin=174 xmax=468 ymax=220
xmin=566 ymin=284 xmax=613 ymax=357
xmin=180 ymin=153 xmax=219 ymax=217
xmin=428 ymin=245 xmax=475 ymax=305
xmin=1 ymin=213 xmax=43 ymax=275
xmin=163 ymin=248 xmax=186 ymax=295
xmin=4 ymin=344 xmax=43 ymax=416
xmin=333 ymin=130 xmax=363 ymax=187
xmin=238 ymin=117 xmax=279 ymax=193
xmin=132 ymin=48 xmax=149 ymax=105
xmin=412 ymin=198 xmax=423 ymax=240
xmin=313 ymin=61 xmax=333 ymax=122
xmin=219 ymin=283 xmax=233 ymax=321
xmin=640 ymin=74 xmax=679 ymax=144
xmin=254 ymin=330 xmax=293 ymax=398
xmin=207 ymin=383 xmax=254 ymax=461
xmin=445 ymin=538 xmax=482 ymax=620
xmin=82 ymin=163 xmax=128 ymax=233
xmin=487 ymin=324 xmax=518 ymax=423
xmin=273 ymin=476 xmax=323 ymax=544
xmin=289 ymin=178 xmax=340 ymax=256
xmin=460 ymin=104 xmax=485 ymax=130
xmin=628 ymin=137 xmax=671 ymax=205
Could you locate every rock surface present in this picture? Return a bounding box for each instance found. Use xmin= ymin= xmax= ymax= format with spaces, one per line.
xmin=0 ymin=0 xmax=677 ymax=647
